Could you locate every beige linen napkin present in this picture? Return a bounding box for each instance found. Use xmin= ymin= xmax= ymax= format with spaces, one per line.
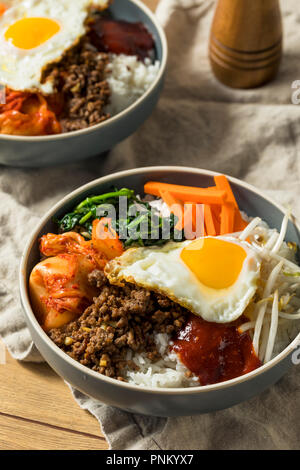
xmin=1 ymin=0 xmax=300 ymax=450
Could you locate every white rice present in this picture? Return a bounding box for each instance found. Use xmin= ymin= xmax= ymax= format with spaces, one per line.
xmin=122 ymin=206 xmax=300 ymax=389
xmin=105 ymin=54 xmax=160 ymax=115
xmin=124 ymin=333 xmax=199 ymax=388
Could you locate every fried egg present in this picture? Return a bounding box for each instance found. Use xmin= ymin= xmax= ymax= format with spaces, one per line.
xmin=0 ymin=0 xmax=109 ymax=93
xmin=105 ymin=236 xmax=261 ymax=324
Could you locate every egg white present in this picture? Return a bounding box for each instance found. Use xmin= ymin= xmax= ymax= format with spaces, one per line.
xmin=105 ymin=237 xmax=261 ymax=324
xmin=0 ymin=0 xmax=109 ymax=93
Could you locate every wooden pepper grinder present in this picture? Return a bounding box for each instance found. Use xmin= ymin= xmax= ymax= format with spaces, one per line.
xmin=209 ymin=0 xmax=283 ymax=89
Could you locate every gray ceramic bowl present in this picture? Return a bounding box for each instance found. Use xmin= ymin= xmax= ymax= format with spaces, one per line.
xmin=0 ymin=0 xmax=167 ymax=168
xmin=20 ymin=167 xmax=300 ymax=417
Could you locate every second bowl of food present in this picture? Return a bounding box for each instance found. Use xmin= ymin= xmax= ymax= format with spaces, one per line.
xmin=0 ymin=0 xmax=167 ymax=167
xmin=20 ymin=166 xmax=300 ymax=416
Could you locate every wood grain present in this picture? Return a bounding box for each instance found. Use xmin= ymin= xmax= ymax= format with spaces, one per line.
xmin=0 ymin=414 xmax=107 ymax=450
xmin=209 ymin=0 xmax=282 ymax=88
xmin=0 ymin=0 xmax=159 ymax=451
xmin=145 ymin=0 xmax=159 ymax=10
xmin=2 ymin=354 xmax=102 ymax=435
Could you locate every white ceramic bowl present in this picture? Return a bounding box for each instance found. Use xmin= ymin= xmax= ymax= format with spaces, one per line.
xmin=19 ymin=167 xmax=300 ymax=416
xmin=0 ymin=0 xmax=167 ymax=167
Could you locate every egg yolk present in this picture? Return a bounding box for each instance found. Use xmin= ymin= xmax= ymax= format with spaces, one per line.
xmin=180 ymin=238 xmax=247 ymax=289
xmin=5 ymin=17 xmax=60 ymax=50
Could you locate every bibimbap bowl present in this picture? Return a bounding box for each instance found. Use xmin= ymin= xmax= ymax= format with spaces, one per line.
xmin=0 ymin=0 xmax=167 ymax=167
xmin=20 ymin=167 xmax=300 ymax=417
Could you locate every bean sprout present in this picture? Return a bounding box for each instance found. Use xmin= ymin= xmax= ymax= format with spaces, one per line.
xmin=259 ymin=319 xmax=270 ymax=362
xmin=272 ymin=211 xmax=290 ymax=254
xmin=238 ymin=321 xmax=256 ymax=333
xmin=253 ymin=261 xmax=283 ymax=355
xmin=239 ymin=217 xmax=261 ymax=241
xmin=264 ymin=290 xmax=279 ymax=363
xmin=279 ymin=310 xmax=300 ymax=320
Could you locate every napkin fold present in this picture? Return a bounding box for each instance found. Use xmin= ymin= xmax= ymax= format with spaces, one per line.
xmin=1 ymin=0 xmax=300 ymax=450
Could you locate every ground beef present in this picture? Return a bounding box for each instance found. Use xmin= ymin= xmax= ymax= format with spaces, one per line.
xmin=49 ymin=270 xmax=188 ymax=381
xmin=43 ymin=39 xmax=111 ymax=132
xmin=40 ymin=11 xmax=156 ymax=134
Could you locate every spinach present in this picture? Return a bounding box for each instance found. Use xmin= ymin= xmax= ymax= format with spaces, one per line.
xmin=55 ymin=188 xmax=184 ymax=247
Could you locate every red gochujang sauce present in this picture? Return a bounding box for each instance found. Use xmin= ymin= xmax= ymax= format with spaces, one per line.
xmin=89 ymin=17 xmax=155 ymax=60
xmin=172 ymin=314 xmax=261 ymax=385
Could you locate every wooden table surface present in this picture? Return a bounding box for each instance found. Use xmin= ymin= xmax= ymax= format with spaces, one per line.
xmin=0 ymin=0 xmax=159 ymax=451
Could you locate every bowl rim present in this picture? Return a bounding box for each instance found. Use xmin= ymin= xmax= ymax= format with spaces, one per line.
xmin=19 ymin=166 xmax=300 ymax=395
xmin=0 ymin=0 xmax=168 ymax=143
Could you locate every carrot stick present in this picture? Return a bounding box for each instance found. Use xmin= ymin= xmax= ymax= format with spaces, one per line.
xmin=186 ymin=202 xmax=207 ymax=238
xmin=185 ymin=203 xmax=196 ymax=232
xmin=204 ymin=205 xmax=217 ymax=236
xmin=234 ymin=211 xmax=248 ymax=232
xmin=144 ymin=181 xmax=227 ymax=205
xmin=171 ymin=188 xmax=226 ymax=204
xmin=0 ymin=3 xmax=7 ymax=16
xmin=159 ymin=190 xmax=184 ymax=231
xmin=210 ymin=205 xmax=221 ymax=234
xmin=220 ymin=203 xmax=235 ymax=235
xmin=214 ymin=175 xmax=239 ymax=207
xmin=183 ymin=203 xmax=196 ymax=239
xmin=214 ymin=174 xmax=247 ymax=232
xmin=146 ymin=177 xmax=247 ymax=236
